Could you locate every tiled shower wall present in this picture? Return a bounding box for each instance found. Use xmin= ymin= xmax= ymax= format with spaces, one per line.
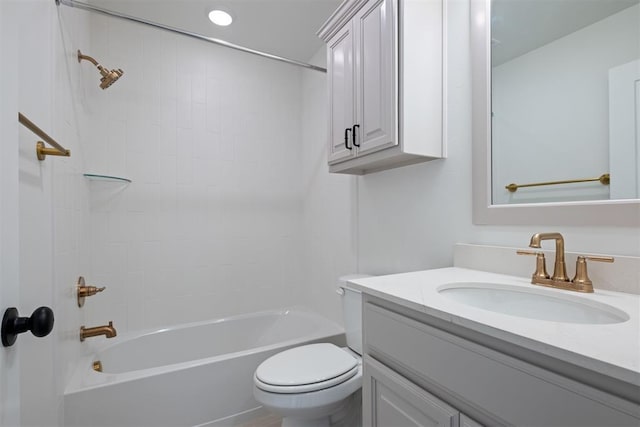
xmin=82 ymin=14 xmax=306 ymax=333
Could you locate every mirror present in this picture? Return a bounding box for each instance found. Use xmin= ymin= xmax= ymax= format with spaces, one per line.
xmin=471 ymin=0 xmax=640 ymax=225
xmin=492 ymin=0 xmax=639 ymax=205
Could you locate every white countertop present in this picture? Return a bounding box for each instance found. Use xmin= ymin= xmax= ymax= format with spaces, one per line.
xmin=348 ymin=267 xmax=640 ymax=387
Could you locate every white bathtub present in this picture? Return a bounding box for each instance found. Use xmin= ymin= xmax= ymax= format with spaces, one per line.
xmin=64 ymin=308 xmax=345 ymax=427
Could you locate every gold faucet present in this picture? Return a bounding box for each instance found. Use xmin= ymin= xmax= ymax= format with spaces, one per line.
xmin=517 ymin=232 xmax=614 ymax=293
xmin=80 ymin=321 xmax=117 ymax=342
xmin=528 ymin=232 xmax=570 ymax=282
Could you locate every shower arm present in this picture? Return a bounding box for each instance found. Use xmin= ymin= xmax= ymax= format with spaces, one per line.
xmin=77 ymin=51 xmax=99 ymax=67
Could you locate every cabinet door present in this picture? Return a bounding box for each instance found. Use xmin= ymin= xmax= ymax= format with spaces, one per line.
xmin=460 ymin=415 xmax=484 ymax=427
xmin=364 ymin=357 xmax=459 ymax=427
xmin=353 ymin=0 xmax=397 ymax=156
xmin=327 ymin=23 xmax=357 ymax=164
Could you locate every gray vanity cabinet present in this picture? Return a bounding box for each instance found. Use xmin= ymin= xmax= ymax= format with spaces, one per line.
xmin=362 ymin=297 xmax=640 ymax=427
xmin=364 ymin=357 xmax=461 ymax=426
xmin=459 ymin=415 xmax=483 ymax=427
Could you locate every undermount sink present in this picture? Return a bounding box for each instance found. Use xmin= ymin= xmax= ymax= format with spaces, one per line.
xmin=437 ymin=282 xmax=630 ymax=324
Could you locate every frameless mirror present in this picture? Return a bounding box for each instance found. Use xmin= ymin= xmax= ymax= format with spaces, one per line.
xmin=471 ymin=0 xmax=640 ymax=225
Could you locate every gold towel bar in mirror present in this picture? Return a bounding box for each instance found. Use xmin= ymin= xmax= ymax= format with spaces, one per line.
xmin=18 ymin=112 xmax=71 ymax=161
xmin=505 ymin=173 xmax=610 ymax=193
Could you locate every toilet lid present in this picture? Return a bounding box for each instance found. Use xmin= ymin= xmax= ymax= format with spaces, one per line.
xmin=255 ymin=343 xmax=358 ymax=393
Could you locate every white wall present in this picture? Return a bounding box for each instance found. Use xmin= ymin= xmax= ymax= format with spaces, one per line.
xmin=82 ymin=15 xmax=307 ymax=334
xmin=17 ymin=0 xmax=56 ymax=421
xmin=492 ymin=5 xmax=639 ymax=204
xmin=359 ymin=0 xmax=640 ymax=271
xmin=298 ymin=2 xmax=475 ymax=321
xmin=0 ymin=0 xmax=22 ymax=424
xmin=300 ymin=49 xmax=358 ymax=324
xmin=356 ymin=0 xmax=474 ymax=275
xmin=300 ymin=0 xmax=640 ymax=323
xmin=7 ymin=1 xmax=92 ymax=426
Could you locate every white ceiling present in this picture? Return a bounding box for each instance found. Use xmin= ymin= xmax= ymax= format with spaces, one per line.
xmin=492 ymin=0 xmax=639 ymax=65
xmin=86 ymin=0 xmax=639 ymax=68
xmin=88 ymin=0 xmax=342 ymax=62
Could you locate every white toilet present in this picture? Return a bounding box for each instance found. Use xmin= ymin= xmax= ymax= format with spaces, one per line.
xmin=253 ymin=275 xmax=370 ymax=427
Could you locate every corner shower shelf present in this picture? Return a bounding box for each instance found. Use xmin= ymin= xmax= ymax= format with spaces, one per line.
xmin=83 ymin=173 xmax=132 ymax=184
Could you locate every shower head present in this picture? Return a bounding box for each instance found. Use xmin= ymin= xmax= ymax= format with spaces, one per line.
xmin=77 ymin=50 xmax=124 ymax=90
xmin=97 ymin=66 xmax=124 ymax=89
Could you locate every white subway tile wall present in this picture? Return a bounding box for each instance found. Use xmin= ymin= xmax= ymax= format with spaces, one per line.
xmin=82 ymin=14 xmax=306 ymax=333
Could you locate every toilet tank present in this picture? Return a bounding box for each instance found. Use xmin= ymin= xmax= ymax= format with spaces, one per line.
xmin=338 ymin=274 xmax=371 ymax=356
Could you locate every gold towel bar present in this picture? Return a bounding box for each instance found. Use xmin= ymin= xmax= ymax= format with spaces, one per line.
xmin=18 ymin=112 xmax=71 ymax=161
xmin=505 ymin=174 xmax=610 ymax=193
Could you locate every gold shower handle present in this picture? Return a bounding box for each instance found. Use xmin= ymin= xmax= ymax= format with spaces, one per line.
xmin=77 ymin=276 xmax=106 ymax=307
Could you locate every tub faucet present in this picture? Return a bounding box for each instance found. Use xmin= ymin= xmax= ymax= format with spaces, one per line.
xmin=80 ymin=321 xmax=117 ymax=342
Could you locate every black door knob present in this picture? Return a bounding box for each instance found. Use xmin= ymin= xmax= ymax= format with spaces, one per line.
xmin=1 ymin=306 xmax=54 ymax=347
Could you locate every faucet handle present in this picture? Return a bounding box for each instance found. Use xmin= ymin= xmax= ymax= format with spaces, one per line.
xmin=517 ymin=250 xmax=550 ymax=281
xmin=516 ymin=250 xmax=538 ymax=256
xmin=77 ymin=276 xmax=106 ymax=307
xmin=582 ymin=255 xmax=614 ymax=263
xmin=572 ymin=255 xmax=614 ymax=293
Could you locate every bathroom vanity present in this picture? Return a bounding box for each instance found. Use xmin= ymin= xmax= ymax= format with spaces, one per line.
xmin=349 ymin=268 xmax=640 ymax=426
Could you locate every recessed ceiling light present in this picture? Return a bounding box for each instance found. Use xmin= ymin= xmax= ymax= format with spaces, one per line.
xmin=208 ymin=9 xmax=233 ymax=26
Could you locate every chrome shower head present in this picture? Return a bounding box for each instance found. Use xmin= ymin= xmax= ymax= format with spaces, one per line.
xmin=77 ymin=50 xmax=124 ymax=90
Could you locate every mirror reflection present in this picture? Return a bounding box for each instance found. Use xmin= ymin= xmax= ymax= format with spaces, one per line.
xmin=490 ymin=0 xmax=640 ymax=205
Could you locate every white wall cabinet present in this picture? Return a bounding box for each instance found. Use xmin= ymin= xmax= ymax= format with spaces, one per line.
xmin=318 ymin=0 xmax=446 ymax=175
xmin=363 ymin=299 xmax=640 ymax=426
xmin=327 ymin=22 xmax=356 ymax=164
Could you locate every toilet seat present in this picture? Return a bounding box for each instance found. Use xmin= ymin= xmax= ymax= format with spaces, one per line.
xmin=255 ymin=343 xmax=359 ymax=394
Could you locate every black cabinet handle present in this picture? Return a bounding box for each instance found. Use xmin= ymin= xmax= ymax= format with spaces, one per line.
xmin=344 ymin=128 xmax=352 ymax=150
xmin=1 ymin=306 xmax=54 ymax=347
xmin=352 ymin=124 xmax=360 ymax=147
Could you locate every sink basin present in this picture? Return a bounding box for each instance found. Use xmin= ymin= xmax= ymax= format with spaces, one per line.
xmin=438 ymin=283 xmax=629 ymax=324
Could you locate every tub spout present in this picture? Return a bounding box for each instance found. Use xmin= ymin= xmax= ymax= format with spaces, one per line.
xmin=80 ymin=321 xmax=117 ymax=342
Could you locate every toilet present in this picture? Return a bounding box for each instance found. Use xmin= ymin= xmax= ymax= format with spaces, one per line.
xmin=253 ymin=275 xmax=370 ymax=427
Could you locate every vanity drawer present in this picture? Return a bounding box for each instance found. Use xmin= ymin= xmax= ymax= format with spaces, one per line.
xmin=363 ymin=303 xmax=640 ymax=426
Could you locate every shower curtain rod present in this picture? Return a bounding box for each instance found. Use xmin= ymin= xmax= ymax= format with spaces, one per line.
xmin=55 ymin=0 xmax=327 ymax=73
